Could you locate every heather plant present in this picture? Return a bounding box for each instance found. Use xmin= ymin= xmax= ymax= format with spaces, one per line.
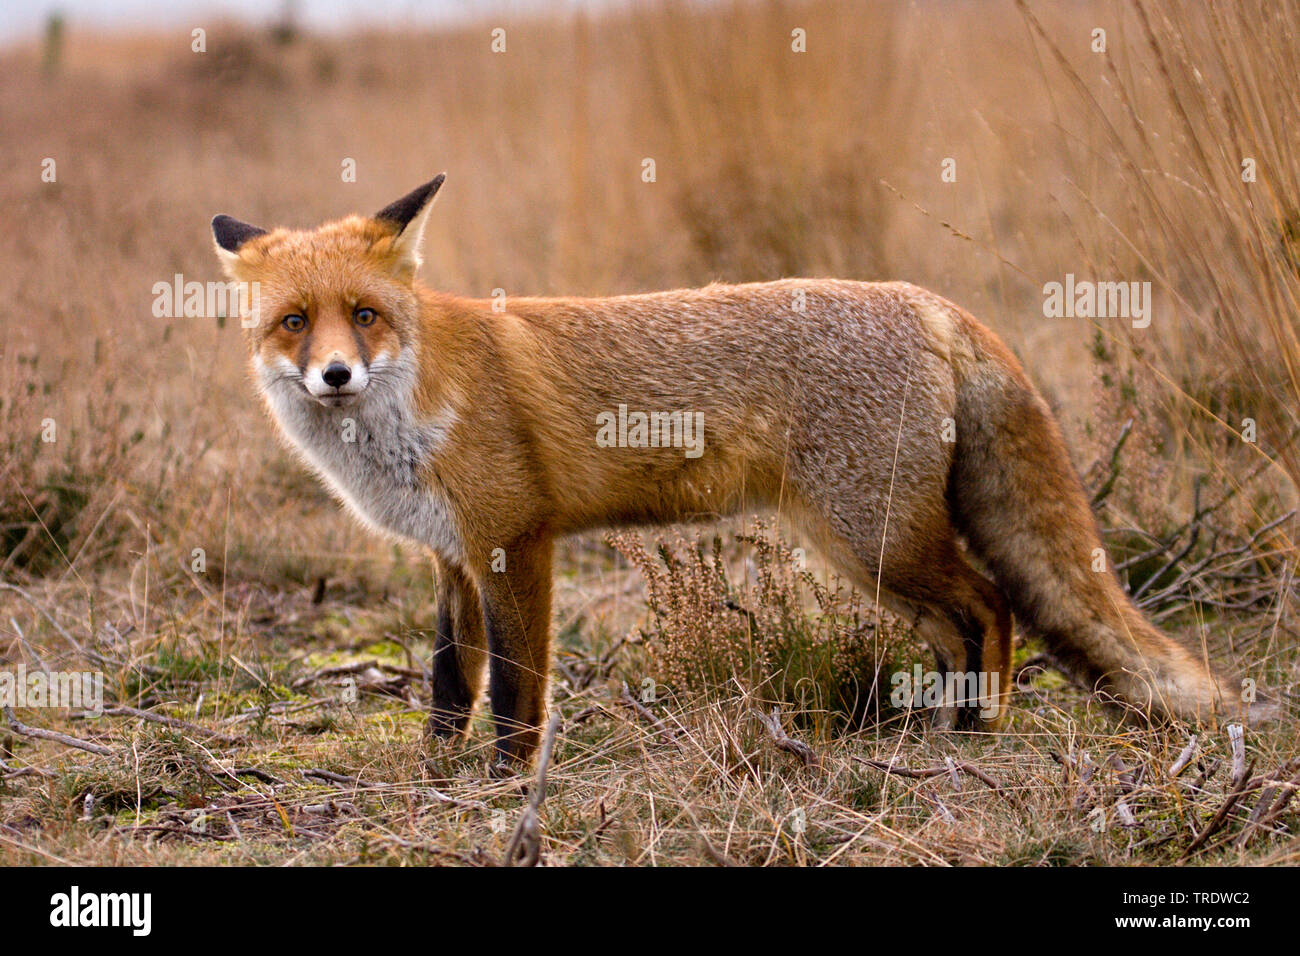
xmin=608 ymin=524 xmax=923 ymax=735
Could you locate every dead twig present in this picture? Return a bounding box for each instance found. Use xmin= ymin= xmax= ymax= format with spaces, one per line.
xmin=2 ymin=764 xmax=57 ymax=780
xmin=1089 ymin=417 xmax=1134 ymax=506
xmin=1131 ymin=479 xmax=1205 ymax=603
xmin=3 ymin=706 xmax=115 ymax=757
xmin=1235 ymin=760 xmax=1300 ymax=849
xmin=1112 ymin=755 xmax=1142 ymax=828
xmin=503 ymin=711 xmax=563 ymax=867
xmin=1169 ymin=735 xmax=1198 ymax=777
xmin=1182 ymin=759 xmax=1257 ymax=859
xmin=1227 ymin=724 xmax=1247 ymax=787
xmin=1191 ymin=758 xmax=1221 ymax=793
xmin=860 ymin=758 xmax=940 ymax=780
xmin=619 ymin=683 xmax=683 ymax=749
xmin=750 ymin=707 xmax=819 ymax=769
xmin=1073 ymin=751 xmax=1097 ymax=810
xmin=291 ymin=659 xmax=423 ymax=690
xmin=857 ymin=756 xmax=1014 ymax=803
xmin=944 ymin=756 xmax=962 ymax=791
xmin=102 ymin=705 xmax=244 ymax=745
xmin=301 ymin=768 xmax=380 ymax=789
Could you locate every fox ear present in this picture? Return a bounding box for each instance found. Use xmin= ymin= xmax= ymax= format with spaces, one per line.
xmin=211 ymin=214 xmax=267 ymax=277
xmin=374 ymin=173 xmax=445 ymax=276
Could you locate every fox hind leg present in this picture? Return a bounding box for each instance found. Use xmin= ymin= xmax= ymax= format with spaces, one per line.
xmin=907 ymin=572 xmax=1012 ymax=731
xmin=863 ymin=536 xmax=1013 ymax=731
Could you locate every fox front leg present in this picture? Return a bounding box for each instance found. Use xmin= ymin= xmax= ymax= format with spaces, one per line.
xmin=477 ymin=533 xmax=554 ymax=771
xmin=426 ymin=555 xmax=487 ymax=741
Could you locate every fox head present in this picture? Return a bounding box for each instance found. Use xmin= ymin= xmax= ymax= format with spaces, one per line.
xmin=211 ymin=175 xmax=444 ymax=409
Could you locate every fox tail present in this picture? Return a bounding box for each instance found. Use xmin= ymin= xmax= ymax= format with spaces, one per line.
xmin=947 ymin=320 xmax=1265 ymax=723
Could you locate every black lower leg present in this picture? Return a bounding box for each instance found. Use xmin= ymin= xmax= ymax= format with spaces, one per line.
xmin=428 ymin=602 xmax=475 ymax=738
xmin=954 ymin=609 xmax=987 ymax=730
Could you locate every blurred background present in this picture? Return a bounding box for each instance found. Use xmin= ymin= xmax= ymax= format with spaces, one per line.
xmin=0 ymin=1 xmax=569 ymax=41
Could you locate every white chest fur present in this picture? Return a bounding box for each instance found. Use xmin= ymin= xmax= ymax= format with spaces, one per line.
xmin=256 ymin=355 xmax=463 ymax=561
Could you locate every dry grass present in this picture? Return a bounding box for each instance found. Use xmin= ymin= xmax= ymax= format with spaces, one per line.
xmin=0 ymin=0 xmax=1298 ymax=866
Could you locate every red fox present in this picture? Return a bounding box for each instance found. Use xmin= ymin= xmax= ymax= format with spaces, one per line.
xmin=212 ymin=175 xmax=1256 ymax=768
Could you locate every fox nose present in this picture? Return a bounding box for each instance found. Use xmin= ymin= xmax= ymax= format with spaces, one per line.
xmin=322 ymin=363 xmax=351 ymax=389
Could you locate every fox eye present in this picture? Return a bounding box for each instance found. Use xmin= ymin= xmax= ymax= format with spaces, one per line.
xmin=282 ymin=314 xmax=306 ymax=332
xmin=354 ymin=308 xmax=377 ymax=326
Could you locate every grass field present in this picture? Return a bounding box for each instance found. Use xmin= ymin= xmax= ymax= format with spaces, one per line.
xmin=1 ymin=0 xmax=1298 ymax=865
